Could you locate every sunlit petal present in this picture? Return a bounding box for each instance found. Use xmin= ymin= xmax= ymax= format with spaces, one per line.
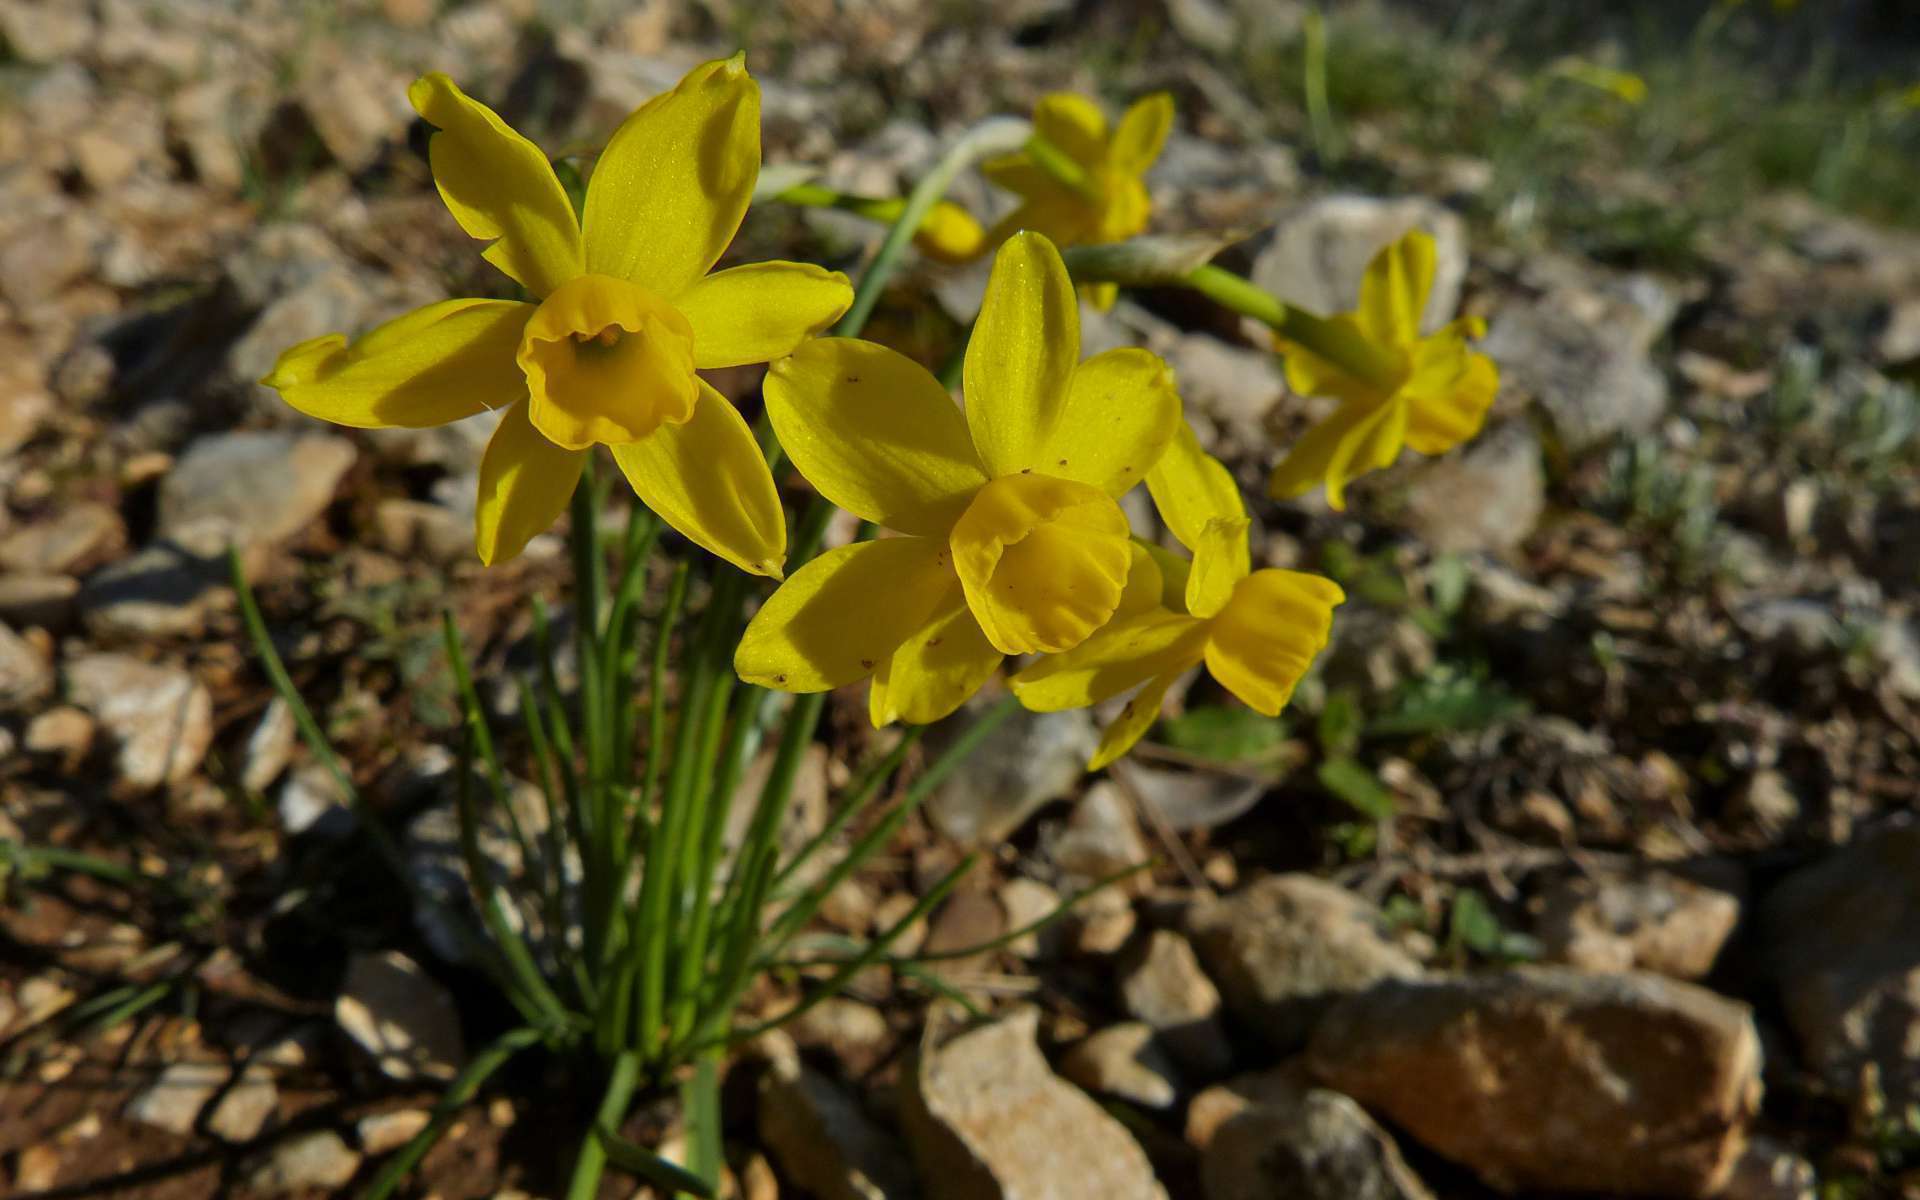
xmin=1110 ymin=92 xmax=1174 ymax=173
xmin=1032 ymin=93 xmax=1108 ymax=168
xmin=1010 ymin=608 xmax=1208 ymax=712
xmin=1204 ymin=569 xmax=1345 ymax=717
xmin=735 ymin=537 xmax=954 ymax=692
xmin=764 ymin=338 xmax=989 ymax=536
xmin=611 ymin=381 xmax=785 ymax=578
xmin=1040 ymin=348 xmax=1180 ymax=496
xmin=474 ymin=398 xmax=587 ymax=566
xmin=949 ymin=472 xmax=1131 ymax=656
xmin=1354 ymin=228 xmax=1436 ymax=347
xmin=964 ymin=231 xmax=1081 ymax=478
xmin=583 ymin=54 xmax=759 ymax=298
xmin=264 ymin=298 xmax=532 ymax=429
xmin=518 ymin=274 xmax=697 ymax=448
xmin=869 ymin=587 xmax=1003 ymax=727
xmin=674 ymin=261 xmax=852 ymax=369
xmin=1403 ymin=343 xmax=1498 ymax=456
xmin=1146 ymin=419 xmax=1245 ymax=550
xmin=1088 ymin=669 xmax=1181 ymax=771
xmin=408 ymin=74 xmax=583 ymax=297
xmin=1184 ymin=516 xmax=1251 ymax=619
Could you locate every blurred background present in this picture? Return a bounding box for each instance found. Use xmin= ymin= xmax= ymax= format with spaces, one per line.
xmin=1 ymin=1 xmax=1917 ymax=1198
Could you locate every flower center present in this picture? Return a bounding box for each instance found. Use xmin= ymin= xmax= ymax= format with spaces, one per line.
xmin=517 ymin=273 xmax=698 ymax=449
xmin=948 ymin=472 xmax=1132 ymax=656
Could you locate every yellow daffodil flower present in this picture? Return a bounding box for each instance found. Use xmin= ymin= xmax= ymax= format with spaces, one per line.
xmin=735 ymin=231 xmax=1181 ymax=725
xmin=262 ymin=56 xmax=853 ymax=573
xmin=1268 ymin=229 xmax=1498 ymax=511
xmin=1014 ymin=422 xmax=1344 ymax=769
xmin=983 ymin=92 xmax=1174 ymax=309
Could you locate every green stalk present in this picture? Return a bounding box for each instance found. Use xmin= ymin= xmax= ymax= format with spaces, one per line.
xmin=1303 ymin=6 xmax=1343 ymax=165
xmin=1184 ymin=264 xmax=1404 ymax=389
xmin=364 ymin=1026 xmax=544 ymax=1200
xmin=228 ymin=548 xmax=408 ymax=882
xmin=830 ymin=116 xmax=1030 ymax=344
xmin=565 ymin=1049 xmax=642 ymax=1200
xmin=775 ymin=182 xmax=951 ymax=233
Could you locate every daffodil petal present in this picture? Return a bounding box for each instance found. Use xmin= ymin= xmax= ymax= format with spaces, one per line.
xmin=1356 ymin=228 xmax=1436 ymax=346
xmin=475 ymin=398 xmax=587 ymax=565
xmin=1268 ymin=398 xmax=1400 ymax=510
xmin=1278 ymin=315 xmax=1381 ymax=406
xmin=1146 ymin=419 xmax=1245 ymax=550
xmin=1204 ymin=568 xmax=1344 ymax=717
xmin=764 ymin=338 xmax=988 ymax=536
xmin=869 ymin=588 xmax=1003 ymax=727
xmin=409 ymin=74 xmax=583 ymax=298
xmin=735 ymin=537 xmax=954 ymax=692
xmin=611 ymin=381 xmax=785 ymax=578
xmin=264 ymin=298 xmax=532 ymax=429
xmin=1404 ymin=345 xmax=1498 ymax=456
xmin=1114 ymin=543 xmax=1166 ymax=621
xmin=1111 ymin=92 xmax=1174 ymax=173
xmin=583 ymin=54 xmax=759 ymax=298
xmin=1089 ymin=669 xmax=1181 ymax=771
xmin=1185 ymin=516 xmax=1251 ymax=619
xmin=1010 ymin=608 xmax=1208 ymax=712
xmin=981 ymin=152 xmax=1053 ymax=197
xmin=950 ymin=473 xmax=1132 ymax=656
xmin=1138 ymin=539 xmax=1193 ymax=613
xmin=1319 ymin=398 xmax=1408 ymax=510
xmin=1033 ymin=93 xmax=1108 ymax=168
xmin=985 ymin=193 xmax=1095 ymax=254
xmin=674 ymin=261 xmax=852 ymax=370
xmin=965 ymin=231 xmax=1081 ymax=477
xmin=1037 ymin=347 xmax=1180 ymax=495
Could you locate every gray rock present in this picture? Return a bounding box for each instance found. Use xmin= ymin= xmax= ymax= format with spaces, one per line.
xmin=759 ymin=1055 xmax=919 ymax=1200
xmin=126 ymin=1060 xmax=229 ymax=1135
xmin=0 ymin=572 xmax=79 ymax=628
xmin=1252 ymin=196 xmax=1467 ymax=332
xmin=77 ymin=539 xmax=227 ymax=639
xmin=1187 ymin=874 xmax=1422 ymax=1050
xmin=1761 ymin=825 xmax=1920 ymax=1118
xmin=925 ymin=706 xmax=1098 ymax=844
xmin=24 ymin=705 xmax=93 ymax=760
xmin=277 ymin=762 xmax=352 ymax=836
xmin=1049 ymin=782 xmax=1151 ymax=885
xmin=1398 ymin=421 xmax=1544 ymax=554
xmin=1114 ymin=761 xmax=1266 ymax=833
xmin=66 ymin=652 xmax=212 ymax=788
xmin=1537 ymin=868 xmax=1741 ymax=979
xmin=158 ymin=431 xmax=356 ymax=553
xmin=1058 ymin=1022 xmax=1182 ymax=1110
xmin=335 ymin=951 xmax=465 ymax=1083
xmin=1119 ymin=930 xmax=1235 ymax=1078
xmin=240 ymin=697 xmax=297 ymax=794
xmin=1717 ymin=1136 xmax=1817 ymax=1200
xmin=0 ymin=620 xmax=53 ymax=712
xmin=1202 ymin=1085 xmax=1434 ymax=1200
xmin=357 ymin=1108 xmax=432 ymax=1156
xmin=0 ymin=0 xmax=97 ymax=63
xmin=1479 ymin=267 xmax=1680 ymax=451
xmin=900 ymin=1008 xmax=1166 ymax=1200
xmin=205 ymin=1062 xmax=278 ymax=1143
xmin=246 ymin=1129 xmax=362 ymax=1194
xmin=296 ymin=56 xmax=411 ymax=172
xmin=1308 ymin=968 xmax=1762 ymax=1196
xmin=0 ymin=501 xmax=123 ymax=574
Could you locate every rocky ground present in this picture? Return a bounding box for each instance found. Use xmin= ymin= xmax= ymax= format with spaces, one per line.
xmin=2 ymin=0 xmax=1918 ymax=1198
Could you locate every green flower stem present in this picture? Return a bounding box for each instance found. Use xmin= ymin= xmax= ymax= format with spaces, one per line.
xmin=365 ymin=1025 xmax=545 ymax=1200
xmin=774 ymin=182 xmax=944 ymax=234
xmin=1183 ymin=264 xmax=1404 ymax=390
xmin=830 ymin=116 xmax=1030 ymax=345
xmin=565 ymin=1048 xmax=642 ymax=1200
